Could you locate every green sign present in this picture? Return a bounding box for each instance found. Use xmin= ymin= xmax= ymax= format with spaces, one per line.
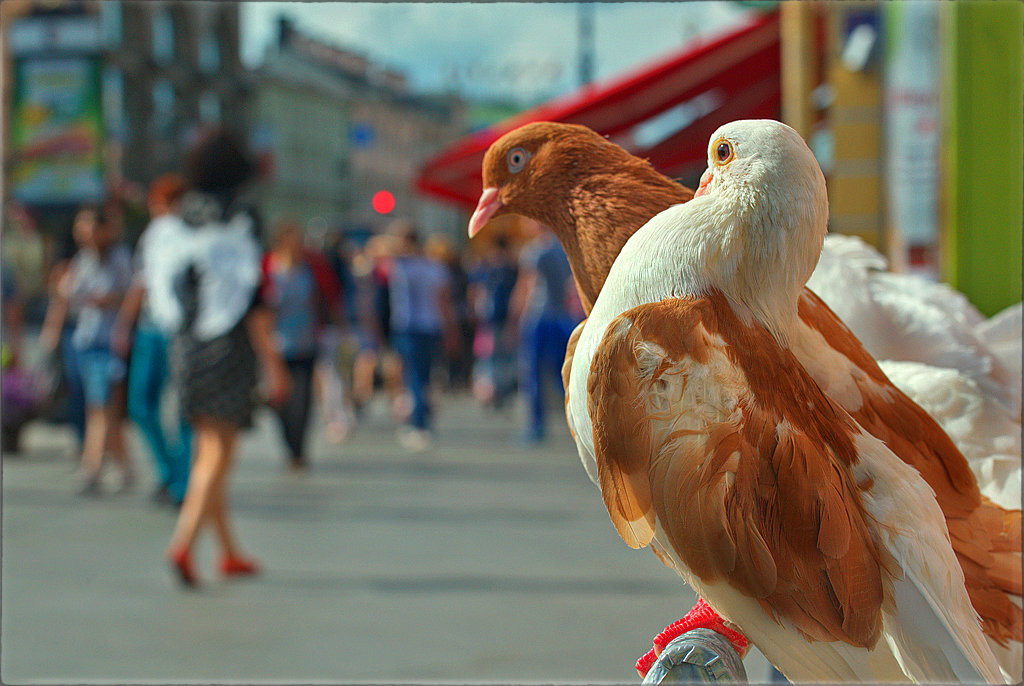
xmin=10 ymin=56 xmax=105 ymax=206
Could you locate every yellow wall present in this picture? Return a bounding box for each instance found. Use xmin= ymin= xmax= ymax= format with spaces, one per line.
xmin=823 ymin=3 xmax=886 ymax=249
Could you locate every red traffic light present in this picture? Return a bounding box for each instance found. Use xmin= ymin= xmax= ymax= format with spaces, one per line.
xmin=372 ymin=190 xmax=395 ymax=214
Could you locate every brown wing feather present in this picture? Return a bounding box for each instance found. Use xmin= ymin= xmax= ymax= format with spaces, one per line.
xmin=799 ymin=290 xmax=1023 ymax=645
xmin=587 ymin=294 xmax=884 ymax=648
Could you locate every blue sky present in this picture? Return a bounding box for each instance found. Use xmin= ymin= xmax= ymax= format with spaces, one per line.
xmin=241 ymin=3 xmax=753 ymax=104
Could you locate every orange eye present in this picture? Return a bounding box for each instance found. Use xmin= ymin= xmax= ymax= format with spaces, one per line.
xmin=714 ymin=140 xmax=733 ymax=164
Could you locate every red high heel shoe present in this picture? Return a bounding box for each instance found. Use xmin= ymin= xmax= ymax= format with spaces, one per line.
xmin=219 ymin=555 xmax=260 ymax=577
xmin=169 ymin=548 xmax=199 ymax=588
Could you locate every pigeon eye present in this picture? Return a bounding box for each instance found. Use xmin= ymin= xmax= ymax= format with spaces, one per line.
xmin=715 ymin=140 xmax=733 ymax=164
xmin=507 ymin=147 xmax=530 ymax=173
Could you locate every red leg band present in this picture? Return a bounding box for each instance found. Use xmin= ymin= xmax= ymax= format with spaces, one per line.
xmin=635 ymin=598 xmax=749 ymax=677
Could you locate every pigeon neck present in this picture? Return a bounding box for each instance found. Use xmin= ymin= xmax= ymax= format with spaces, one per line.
xmin=558 ymin=173 xmax=691 ymax=316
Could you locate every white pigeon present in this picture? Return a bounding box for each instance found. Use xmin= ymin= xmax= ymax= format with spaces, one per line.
xmin=977 ymin=303 xmax=1023 ymax=405
xmin=564 ymin=119 xmax=1008 ymax=683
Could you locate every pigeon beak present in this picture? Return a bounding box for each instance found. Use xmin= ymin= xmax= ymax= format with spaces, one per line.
xmin=468 ymin=187 xmax=502 ymax=238
xmin=695 ymin=169 xmax=713 ymax=197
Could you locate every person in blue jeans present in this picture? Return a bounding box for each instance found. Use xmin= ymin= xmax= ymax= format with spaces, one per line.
xmin=58 ymin=323 xmax=87 ymax=443
xmin=469 ymin=235 xmax=519 ymax=409
xmin=46 ymin=222 xmax=89 ymax=445
xmin=128 ymin=325 xmax=191 ymax=503
xmin=113 ymin=175 xmax=191 ymax=505
xmin=506 ymin=225 xmax=582 ymax=444
xmin=42 ymin=204 xmax=135 ymax=494
xmin=387 ymin=222 xmax=456 ymax=451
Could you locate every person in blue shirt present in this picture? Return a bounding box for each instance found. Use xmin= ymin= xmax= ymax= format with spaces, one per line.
xmin=262 ymin=218 xmax=342 ymax=470
xmin=387 ymin=221 xmax=456 ymax=451
xmin=469 ymin=235 xmax=518 ymax=409
xmin=505 ymin=223 xmax=583 ymax=444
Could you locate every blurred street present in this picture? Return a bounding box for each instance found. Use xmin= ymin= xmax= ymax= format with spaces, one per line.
xmin=2 ymin=393 xmax=773 ymax=683
xmin=1 ymin=3 xmax=1019 ymax=684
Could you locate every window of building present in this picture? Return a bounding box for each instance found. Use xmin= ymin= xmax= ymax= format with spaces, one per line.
xmin=102 ymin=66 xmax=125 ymax=142
xmin=100 ymin=2 xmax=121 ymax=47
xmin=152 ymin=8 xmax=175 ymax=64
xmin=199 ymin=91 xmax=221 ymax=124
xmin=199 ymin=31 xmax=220 ymax=74
xmin=152 ymin=79 xmax=175 ymax=135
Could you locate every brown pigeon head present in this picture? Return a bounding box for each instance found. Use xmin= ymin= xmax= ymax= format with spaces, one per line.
xmin=468 ymin=121 xmax=693 ymax=313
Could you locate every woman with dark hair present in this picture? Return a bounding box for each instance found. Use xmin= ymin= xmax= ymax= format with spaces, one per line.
xmin=146 ymin=127 xmax=289 ymax=587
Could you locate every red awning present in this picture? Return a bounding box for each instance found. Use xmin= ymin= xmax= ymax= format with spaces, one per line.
xmin=416 ymin=10 xmax=781 ymax=210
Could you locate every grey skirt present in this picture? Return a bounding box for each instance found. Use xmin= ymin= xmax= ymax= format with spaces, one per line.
xmin=172 ymin=320 xmax=257 ymax=428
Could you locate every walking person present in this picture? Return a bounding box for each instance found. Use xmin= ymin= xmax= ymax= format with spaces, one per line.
xmin=387 ymin=221 xmax=456 ymax=451
xmin=40 ymin=203 xmax=135 ymax=492
xmin=350 ymin=235 xmax=405 ymax=420
xmin=505 ymin=224 xmax=582 ymax=444
xmin=44 ymin=215 xmax=92 ymax=448
xmin=146 ymin=127 xmax=289 ymax=587
xmin=469 ymin=235 xmax=519 ymax=408
xmin=112 ymin=174 xmax=192 ymax=506
xmin=308 ymin=226 xmax=354 ymax=443
xmin=262 ymin=218 xmax=342 ymax=470
xmin=426 ymin=236 xmax=474 ymax=391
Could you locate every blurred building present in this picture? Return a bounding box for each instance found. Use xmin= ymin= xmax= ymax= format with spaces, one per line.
xmin=252 ymin=18 xmax=468 ymax=240
xmin=2 ymin=0 xmax=248 ymax=243
xmin=106 ymin=1 xmax=248 ymax=185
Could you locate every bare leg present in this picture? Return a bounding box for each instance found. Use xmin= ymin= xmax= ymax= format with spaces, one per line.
xmin=79 ymin=407 xmax=107 ymax=485
xmin=207 ymin=427 xmax=241 ymax=559
xmin=168 ymin=418 xmax=229 ymax=554
xmin=352 ymin=350 xmax=377 ymax=406
xmin=104 ymin=385 xmax=134 ymax=487
xmin=382 ymin=350 xmax=404 ymax=398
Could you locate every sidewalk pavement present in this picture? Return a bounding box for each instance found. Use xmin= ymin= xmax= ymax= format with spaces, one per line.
xmin=1 ymin=393 xmax=771 ymax=684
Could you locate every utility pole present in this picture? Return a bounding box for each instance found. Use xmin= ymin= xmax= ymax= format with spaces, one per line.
xmin=578 ymin=3 xmax=595 ymax=87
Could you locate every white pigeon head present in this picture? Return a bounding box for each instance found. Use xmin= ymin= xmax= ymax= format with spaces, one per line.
xmin=696 ymin=118 xmax=827 ymax=284
xmin=669 ymin=119 xmax=828 ymax=341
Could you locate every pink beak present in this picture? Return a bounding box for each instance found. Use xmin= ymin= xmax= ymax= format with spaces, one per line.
xmin=468 ymin=187 xmax=502 ymax=238
xmin=695 ymin=169 xmax=713 ymax=197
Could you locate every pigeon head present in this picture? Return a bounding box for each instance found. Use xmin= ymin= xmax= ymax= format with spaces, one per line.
xmin=469 ymin=122 xmax=623 ymax=238
xmin=694 ymin=120 xmax=827 ymax=322
xmin=469 ymin=121 xmax=692 ymax=313
xmin=627 ymin=120 xmax=826 ymax=343
xmin=695 ymin=119 xmax=828 ymax=290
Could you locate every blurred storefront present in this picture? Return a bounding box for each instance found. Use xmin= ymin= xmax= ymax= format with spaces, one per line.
xmin=813 ymin=1 xmax=1020 ymax=316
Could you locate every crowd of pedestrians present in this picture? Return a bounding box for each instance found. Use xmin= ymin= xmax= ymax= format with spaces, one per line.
xmin=3 ymin=124 xmax=584 ymax=589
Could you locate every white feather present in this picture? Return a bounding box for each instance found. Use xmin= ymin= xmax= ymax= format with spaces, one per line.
xmin=850 ymin=433 xmax=1005 ymax=684
xmin=880 ymin=360 xmax=1021 ymax=511
xmin=976 ymin=303 xmax=1023 ymax=404
xmin=808 ymin=235 xmax=1020 ymax=417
